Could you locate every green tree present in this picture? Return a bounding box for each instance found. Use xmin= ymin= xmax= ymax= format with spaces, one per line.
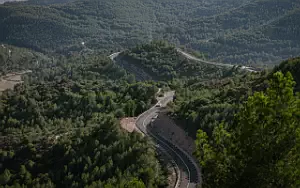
xmin=115 ymin=109 xmax=125 ymax=118
xmin=195 ymin=71 xmax=300 ymax=188
xmin=124 ymin=178 xmax=146 ymax=188
xmin=0 ymin=169 xmax=12 ymax=185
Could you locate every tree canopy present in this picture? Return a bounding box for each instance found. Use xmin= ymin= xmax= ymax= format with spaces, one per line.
xmin=0 ymin=0 xmax=299 ymax=65
xmin=195 ymin=71 xmax=300 ymax=188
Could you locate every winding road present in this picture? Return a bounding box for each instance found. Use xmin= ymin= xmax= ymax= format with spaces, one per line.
xmin=135 ymin=91 xmax=201 ymax=188
xmin=109 ymin=51 xmax=202 ymax=187
xmin=109 ymin=48 xmax=258 ymax=73
xmin=176 ymin=48 xmax=258 ymax=72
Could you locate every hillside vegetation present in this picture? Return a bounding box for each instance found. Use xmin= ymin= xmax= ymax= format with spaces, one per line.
xmin=0 ymin=44 xmax=50 ymax=74
xmin=172 ymin=58 xmax=300 ymax=135
xmin=194 ymin=71 xmax=300 ymax=188
xmin=168 ymin=57 xmax=300 ymax=187
xmin=194 ymin=3 xmax=300 ymax=66
xmin=0 ymin=50 xmax=170 ymax=187
xmin=272 ymin=57 xmax=300 ymax=91
xmin=0 ymin=0 xmax=299 ymax=65
xmin=0 ymin=39 xmax=299 ymax=187
xmin=118 ymin=41 xmax=242 ymax=81
xmin=0 ymin=0 xmax=300 ymax=186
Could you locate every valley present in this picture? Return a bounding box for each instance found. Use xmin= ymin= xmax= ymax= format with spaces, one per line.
xmin=0 ymin=0 xmax=300 ymax=188
xmin=0 ymin=0 xmax=299 ymax=65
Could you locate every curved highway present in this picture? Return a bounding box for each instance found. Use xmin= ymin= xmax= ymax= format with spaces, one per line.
xmin=109 ymin=52 xmax=201 ymax=187
xmin=135 ymin=91 xmax=201 ymax=188
xmin=176 ymin=48 xmax=258 ymax=72
xmin=109 ymin=49 xmax=258 ymax=73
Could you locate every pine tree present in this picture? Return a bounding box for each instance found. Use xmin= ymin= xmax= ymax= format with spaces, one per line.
xmin=195 ymin=71 xmax=300 ymax=188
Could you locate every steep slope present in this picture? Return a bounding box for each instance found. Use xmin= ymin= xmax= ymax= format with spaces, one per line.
xmin=172 ymin=57 xmax=300 ymax=137
xmin=187 ymin=0 xmax=299 ymax=38
xmin=0 ymin=0 xmax=256 ymax=53
xmin=0 ymin=0 xmax=299 ymax=65
xmin=0 ymin=48 xmax=169 ymax=187
xmin=116 ymin=41 xmax=239 ymax=81
xmin=189 ymin=0 xmax=300 ymax=65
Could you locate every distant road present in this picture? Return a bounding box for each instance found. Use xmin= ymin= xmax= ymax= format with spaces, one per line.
xmin=109 ymin=49 xmax=257 ymax=73
xmin=109 ymin=52 xmax=121 ymax=60
xmin=176 ymin=48 xmax=258 ymax=72
xmin=135 ymin=91 xmax=201 ymax=188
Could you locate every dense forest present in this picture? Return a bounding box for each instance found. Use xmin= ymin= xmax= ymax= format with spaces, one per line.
xmin=1 ymin=0 xmax=300 ymax=186
xmin=187 ymin=0 xmax=300 ymax=66
xmin=0 ymin=0 xmax=299 ymax=65
xmin=171 ymin=58 xmax=300 ymax=137
xmin=118 ymin=41 xmax=238 ymax=81
xmin=195 ymin=70 xmax=300 ymax=188
xmin=0 ymin=49 xmax=170 ymax=187
xmin=168 ymin=57 xmax=300 ymax=187
xmin=1 ymin=40 xmax=300 ymax=187
xmin=0 ymin=44 xmax=50 ymax=75
xmin=116 ymin=41 xmax=300 ymax=187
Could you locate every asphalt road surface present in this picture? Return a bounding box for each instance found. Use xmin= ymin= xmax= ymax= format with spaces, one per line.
xmin=109 ymin=49 xmax=258 ymax=73
xmin=176 ymin=48 xmax=258 ymax=73
xmin=136 ymin=91 xmax=201 ymax=188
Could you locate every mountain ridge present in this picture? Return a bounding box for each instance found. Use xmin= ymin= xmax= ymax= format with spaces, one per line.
xmin=0 ymin=0 xmax=299 ymax=65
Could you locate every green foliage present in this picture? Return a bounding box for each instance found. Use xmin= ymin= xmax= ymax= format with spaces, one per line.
xmin=120 ymin=41 xmax=234 ymax=81
xmin=195 ymin=72 xmax=300 ymax=188
xmin=0 ymin=44 xmax=49 ymax=75
xmin=0 ymin=54 xmax=158 ymax=135
xmin=171 ymin=71 xmax=262 ymax=137
xmin=124 ymin=178 xmax=146 ymax=188
xmin=1 ymin=0 xmax=299 ymax=64
xmin=0 ymin=169 xmax=11 ymax=185
xmin=188 ymin=0 xmax=300 ymax=65
xmin=0 ymin=116 xmax=166 ymax=187
xmin=272 ymin=57 xmax=300 ymax=91
xmin=0 ymin=51 xmax=166 ymax=187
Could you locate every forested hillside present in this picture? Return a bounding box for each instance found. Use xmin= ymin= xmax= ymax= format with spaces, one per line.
xmin=0 ymin=50 xmax=170 ymax=187
xmin=272 ymin=57 xmax=300 ymax=91
xmin=0 ymin=44 xmax=50 ymax=74
xmin=1 ymin=38 xmax=299 ymax=187
xmin=170 ymin=57 xmax=300 ymax=187
xmin=172 ymin=58 xmax=300 ymax=137
xmin=1 ymin=0 xmax=300 ymax=186
xmin=170 ymin=71 xmax=265 ymax=137
xmin=194 ymin=71 xmax=300 ymax=188
xmin=193 ymin=3 xmax=300 ymax=66
xmin=25 ymin=0 xmax=76 ymax=5
xmin=0 ymin=0 xmax=299 ymax=65
xmin=117 ymin=41 xmax=242 ymax=81
xmin=1 ymin=0 xmax=247 ymax=53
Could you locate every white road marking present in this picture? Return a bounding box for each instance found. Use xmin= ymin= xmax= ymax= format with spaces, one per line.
xmin=143 ymin=112 xmax=191 ymax=188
